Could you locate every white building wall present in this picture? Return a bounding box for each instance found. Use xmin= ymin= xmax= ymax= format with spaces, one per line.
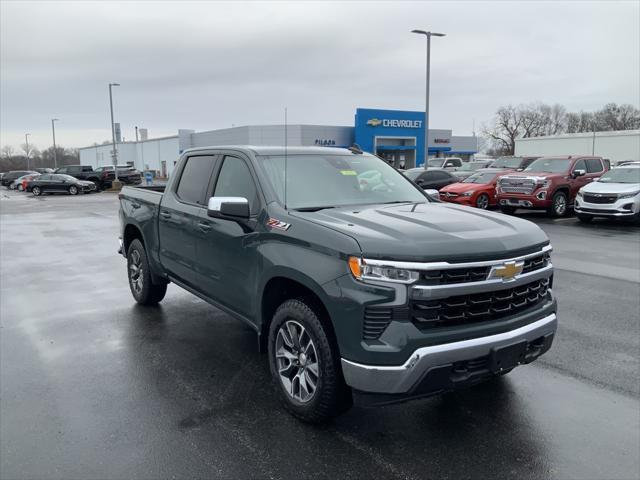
xmin=515 ymin=130 xmax=640 ymax=163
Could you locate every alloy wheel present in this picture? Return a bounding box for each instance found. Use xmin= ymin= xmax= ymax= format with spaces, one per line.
xmin=275 ymin=320 xmax=320 ymax=403
xmin=129 ymin=249 xmax=143 ymax=295
xmin=32 ymin=187 xmax=41 ymax=196
xmin=476 ymin=194 xmax=489 ymax=209
xmin=554 ymin=195 xmax=566 ymax=215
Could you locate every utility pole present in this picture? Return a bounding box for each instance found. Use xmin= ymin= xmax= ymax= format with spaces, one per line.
xmin=411 ymin=29 xmax=446 ymax=169
xmin=108 ymin=82 xmax=120 ymax=184
xmin=51 ymin=118 xmax=59 ymax=169
xmin=25 ymin=133 xmax=31 ymax=170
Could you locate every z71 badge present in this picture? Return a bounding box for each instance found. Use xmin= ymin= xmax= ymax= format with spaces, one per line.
xmin=267 ymin=218 xmax=291 ymax=231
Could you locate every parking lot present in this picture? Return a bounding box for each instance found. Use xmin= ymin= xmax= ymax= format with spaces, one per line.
xmin=1 ymin=189 xmax=639 ymax=479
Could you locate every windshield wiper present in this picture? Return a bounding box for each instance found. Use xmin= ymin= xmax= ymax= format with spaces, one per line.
xmin=293 ymin=206 xmax=336 ymax=212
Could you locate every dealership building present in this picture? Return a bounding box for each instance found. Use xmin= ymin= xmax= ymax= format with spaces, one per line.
xmin=79 ymin=108 xmax=478 ymax=176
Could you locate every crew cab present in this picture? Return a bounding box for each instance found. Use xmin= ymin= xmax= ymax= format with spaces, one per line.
xmin=118 ymin=146 xmax=557 ymax=423
xmin=496 ymin=155 xmax=608 ymax=217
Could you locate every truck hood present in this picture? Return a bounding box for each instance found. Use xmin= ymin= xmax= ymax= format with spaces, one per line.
xmin=291 ymin=202 xmax=548 ymax=262
xmin=500 ymin=171 xmax=565 ymax=181
xmin=580 ymin=181 xmax=640 ymax=195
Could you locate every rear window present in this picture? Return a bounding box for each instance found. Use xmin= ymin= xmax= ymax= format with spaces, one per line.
xmin=176 ymin=156 xmax=215 ymax=205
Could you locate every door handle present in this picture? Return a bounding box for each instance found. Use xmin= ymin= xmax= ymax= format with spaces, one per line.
xmin=160 ymin=211 xmax=171 ymax=219
xmin=197 ymin=222 xmax=212 ymax=232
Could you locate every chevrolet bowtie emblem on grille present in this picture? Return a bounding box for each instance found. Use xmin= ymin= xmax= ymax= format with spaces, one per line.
xmin=490 ymin=261 xmax=524 ymax=282
xmin=366 ymin=118 xmax=382 ymax=127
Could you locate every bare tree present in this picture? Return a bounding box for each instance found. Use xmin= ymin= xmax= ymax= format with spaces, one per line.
xmin=482 ymin=105 xmax=522 ymax=155
xmin=1 ymin=145 xmax=14 ymax=158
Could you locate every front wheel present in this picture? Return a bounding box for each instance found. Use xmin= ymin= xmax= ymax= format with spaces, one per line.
xmin=548 ymin=191 xmax=568 ymax=217
xmin=268 ymin=298 xmax=351 ymax=423
xmin=127 ymin=239 xmax=167 ymax=305
xmin=476 ymin=193 xmax=489 ymax=209
xmin=68 ymin=185 xmax=78 ymax=195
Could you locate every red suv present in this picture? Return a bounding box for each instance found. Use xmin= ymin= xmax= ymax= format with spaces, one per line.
xmin=496 ymin=155 xmax=608 ymax=217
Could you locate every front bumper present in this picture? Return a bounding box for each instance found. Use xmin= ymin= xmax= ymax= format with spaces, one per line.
xmin=342 ymin=312 xmax=556 ymax=396
xmin=498 ymin=193 xmax=551 ymax=209
xmin=575 ymin=196 xmax=639 ymax=217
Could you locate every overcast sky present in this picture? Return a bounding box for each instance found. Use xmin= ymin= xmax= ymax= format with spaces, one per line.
xmin=1 ymin=0 xmax=639 ymax=151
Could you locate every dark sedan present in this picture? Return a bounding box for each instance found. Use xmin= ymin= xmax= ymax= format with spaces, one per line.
xmin=2 ymin=170 xmax=38 ymax=187
xmin=29 ymin=174 xmax=97 ymax=196
xmin=403 ymin=168 xmax=459 ymax=190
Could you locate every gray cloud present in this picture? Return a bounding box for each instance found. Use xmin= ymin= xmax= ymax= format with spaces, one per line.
xmin=1 ymin=0 xmax=638 ymax=150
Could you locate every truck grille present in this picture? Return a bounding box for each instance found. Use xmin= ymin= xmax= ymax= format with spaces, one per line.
xmin=583 ymin=193 xmax=617 ymax=204
xmin=499 ymin=177 xmax=536 ymax=195
xmin=419 ymin=251 xmax=549 ymax=286
xmin=411 ymin=277 xmax=550 ymax=329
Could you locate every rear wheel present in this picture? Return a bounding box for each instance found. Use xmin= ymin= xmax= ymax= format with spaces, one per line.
xmin=268 ymin=298 xmax=351 ymax=423
xmin=548 ymin=191 xmax=568 ymax=217
xmin=32 ymin=186 xmax=41 ymax=196
xmin=500 ymin=206 xmax=517 ymax=215
xmin=127 ymin=239 xmax=167 ymax=305
xmin=476 ymin=193 xmax=490 ymax=209
xmin=68 ymin=185 xmax=78 ymax=195
xmin=577 ymin=214 xmax=593 ymax=223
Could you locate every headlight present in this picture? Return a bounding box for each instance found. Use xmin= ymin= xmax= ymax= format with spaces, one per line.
xmin=461 ymin=191 xmax=473 ymax=197
xmin=619 ymin=190 xmax=640 ymax=199
xmin=576 ymin=190 xmax=584 ymax=198
xmin=349 ymin=257 xmax=419 ymax=284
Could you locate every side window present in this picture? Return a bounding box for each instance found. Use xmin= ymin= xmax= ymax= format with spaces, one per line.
xmin=213 ymin=156 xmax=260 ymax=214
xmin=176 ymin=155 xmax=215 ymax=205
xmin=427 ymin=171 xmax=447 ymax=180
xmin=68 ymin=166 xmax=80 ymax=174
xmin=586 ymin=158 xmax=603 ymax=173
xmin=57 ymin=168 xmax=67 ymax=174
xmin=572 ymin=159 xmax=586 ymax=172
xmin=453 ymin=159 xmax=462 ymax=167
xmin=39 ymin=175 xmax=50 ymax=181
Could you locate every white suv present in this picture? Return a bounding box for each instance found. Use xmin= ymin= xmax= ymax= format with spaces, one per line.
xmin=575 ymin=165 xmax=640 ymax=223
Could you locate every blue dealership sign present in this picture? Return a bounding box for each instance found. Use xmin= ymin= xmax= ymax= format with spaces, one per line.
xmin=354 ymin=108 xmax=427 ymax=166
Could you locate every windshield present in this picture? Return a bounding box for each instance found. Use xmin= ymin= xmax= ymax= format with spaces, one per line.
xmin=259 ymin=154 xmax=428 ymax=210
xmin=598 ymin=168 xmax=640 ymax=184
xmin=463 ymin=172 xmax=498 ymax=184
xmin=525 ymin=158 xmax=572 ymax=173
xmin=459 ymin=163 xmax=485 ymax=172
xmin=492 ymin=157 xmax=522 ymax=168
xmin=428 ymin=159 xmax=444 ymax=168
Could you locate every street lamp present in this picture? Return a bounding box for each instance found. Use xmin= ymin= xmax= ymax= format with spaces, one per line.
xmin=411 ymin=29 xmax=446 ymax=169
xmin=51 ymin=118 xmax=59 ymax=169
xmin=108 ymin=82 xmax=120 ymax=183
xmin=24 ymin=133 xmax=31 ymax=170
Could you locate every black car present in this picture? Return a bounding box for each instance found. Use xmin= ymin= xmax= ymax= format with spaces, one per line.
xmin=1 ymin=170 xmax=38 ymax=187
xmin=55 ymin=165 xmax=104 ymax=188
xmin=403 ymin=168 xmax=459 ymax=190
xmin=94 ymin=165 xmax=142 ymax=187
xmin=29 ymin=174 xmax=97 ymax=196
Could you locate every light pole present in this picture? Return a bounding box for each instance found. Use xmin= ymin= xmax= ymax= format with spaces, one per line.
xmin=411 ymin=29 xmax=445 ymax=169
xmin=25 ymin=133 xmax=31 ymax=170
xmin=51 ymin=118 xmax=59 ymax=169
xmin=108 ymin=82 xmax=120 ymax=183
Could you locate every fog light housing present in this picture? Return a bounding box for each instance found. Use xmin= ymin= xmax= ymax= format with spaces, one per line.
xmin=536 ymin=190 xmax=547 ymax=200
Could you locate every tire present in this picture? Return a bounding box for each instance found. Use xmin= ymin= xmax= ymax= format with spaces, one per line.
xmin=90 ymin=179 xmax=101 ymax=191
xmin=577 ymin=214 xmax=593 ymax=223
xmin=68 ymin=185 xmax=78 ymax=195
xmin=127 ymin=239 xmax=167 ymax=305
xmin=476 ymin=193 xmax=490 ymax=210
xmin=500 ymin=206 xmax=516 ymax=215
xmin=268 ymin=298 xmax=351 ymax=423
xmin=548 ymin=191 xmax=568 ymax=217
xmin=32 ymin=186 xmax=41 ymax=196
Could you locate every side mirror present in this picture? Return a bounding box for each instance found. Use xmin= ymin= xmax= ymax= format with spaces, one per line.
xmin=573 ymin=169 xmax=586 ymax=178
xmin=207 ymin=196 xmax=250 ymax=219
xmin=424 ymin=189 xmax=440 ymax=201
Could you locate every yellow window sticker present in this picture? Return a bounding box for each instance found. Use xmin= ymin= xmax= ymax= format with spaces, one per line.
xmin=340 ymin=170 xmax=358 ymax=176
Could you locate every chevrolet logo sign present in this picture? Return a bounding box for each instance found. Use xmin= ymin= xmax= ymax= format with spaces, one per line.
xmin=490 ymin=261 xmax=524 ymax=282
xmin=366 ymin=118 xmax=382 ymax=127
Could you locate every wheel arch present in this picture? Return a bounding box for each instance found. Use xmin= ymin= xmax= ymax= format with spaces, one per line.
xmin=258 ymin=272 xmax=337 ymax=355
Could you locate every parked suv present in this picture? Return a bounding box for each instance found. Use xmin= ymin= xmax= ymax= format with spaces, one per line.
xmin=575 ymin=164 xmax=640 ymax=223
xmin=496 ymin=155 xmax=608 ymax=217
xmin=55 ymin=165 xmax=102 ymax=188
xmin=95 ymin=165 xmax=142 ymax=187
xmin=118 ymin=146 xmax=557 ymax=423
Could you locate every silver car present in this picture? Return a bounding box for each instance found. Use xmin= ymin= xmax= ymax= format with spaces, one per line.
xmin=574 ymin=165 xmax=640 ymax=223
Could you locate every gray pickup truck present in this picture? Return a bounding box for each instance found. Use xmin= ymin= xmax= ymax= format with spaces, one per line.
xmin=118 ymin=146 xmax=557 ymax=423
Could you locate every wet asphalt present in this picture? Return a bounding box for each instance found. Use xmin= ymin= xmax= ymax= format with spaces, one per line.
xmin=1 ymin=190 xmax=639 ymax=480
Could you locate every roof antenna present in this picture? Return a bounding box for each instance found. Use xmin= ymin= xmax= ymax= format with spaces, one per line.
xmin=284 ymin=107 xmax=288 ymax=210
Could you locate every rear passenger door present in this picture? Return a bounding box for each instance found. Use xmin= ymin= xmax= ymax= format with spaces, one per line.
xmin=196 ymin=154 xmax=262 ymax=319
xmin=158 ymin=154 xmax=217 ymax=286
